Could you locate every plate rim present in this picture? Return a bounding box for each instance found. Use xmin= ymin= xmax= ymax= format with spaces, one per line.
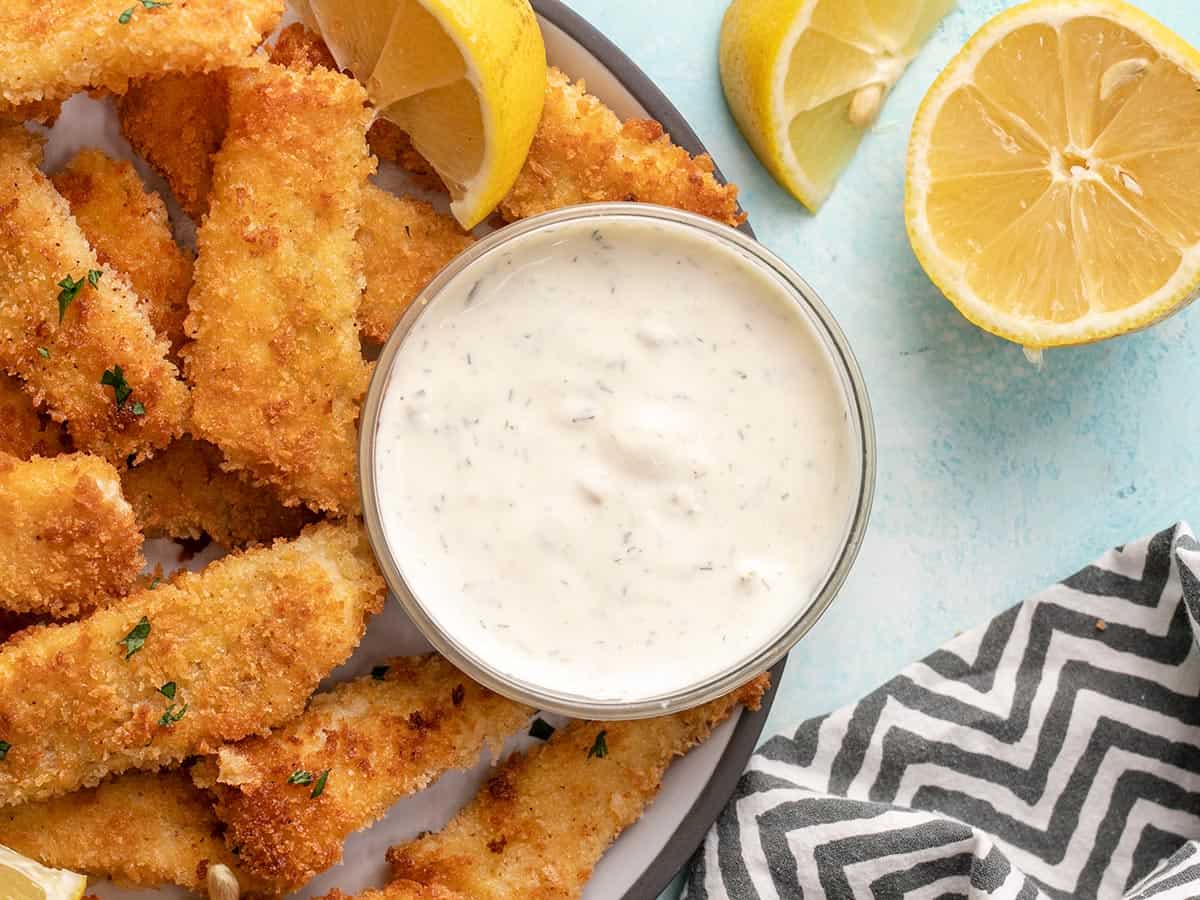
xmin=528 ymin=3 xmax=783 ymax=897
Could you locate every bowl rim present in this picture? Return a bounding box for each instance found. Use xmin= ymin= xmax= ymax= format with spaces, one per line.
xmin=359 ymin=202 xmax=877 ymax=720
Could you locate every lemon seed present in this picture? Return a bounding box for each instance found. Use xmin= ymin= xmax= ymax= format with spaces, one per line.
xmin=847 ymin=84 xmax=884 ymax=128
xmin=1099 ymin=57 xmax=1149 ymax=100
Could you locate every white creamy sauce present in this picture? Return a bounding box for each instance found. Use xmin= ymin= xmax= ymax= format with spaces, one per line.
xmin=375 ymin=218 xmax=857 ymax=701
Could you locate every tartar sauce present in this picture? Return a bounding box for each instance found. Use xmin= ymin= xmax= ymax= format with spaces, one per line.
xmin=374 ymin=216 xmax=858 ymax=702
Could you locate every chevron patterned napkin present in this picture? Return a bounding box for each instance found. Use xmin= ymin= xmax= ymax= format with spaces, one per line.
xmin=686 ymin=524 xmax=1200 ymax=900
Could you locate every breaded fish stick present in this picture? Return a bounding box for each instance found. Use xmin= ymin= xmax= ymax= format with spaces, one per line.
xmin=0 ymin=453 xmax=143 ymax=618
xmin=194 ymin=654 xmax=532 ymax=893
xmin=0 ymin=520 xmax=385 ymax=806
xmin=387 ymin=677 xmax=769 ymax=899
xmin=184 ymin=63 xmax=372 ymax=515
xmin=0 ymin=0 xmax=282 ymax=111
xmin=52 ymin=150 xmax=193 ymax=358
xmin=0 ymin=770 xmax=264 ymax=896
xmin=0 ymin=127 xmax=189 ymax=464
xmin=0 ymin=374 xmax=66 ymax=460
xmin=118 ymin=72 xmax=229 ymax=221
xmin=358 ymin=187 xmax=474 ymax=343
xmin=500 ymin=68 xmax=744 ymax=227
xmin=121 ymin=437 xmax=312 ymax=547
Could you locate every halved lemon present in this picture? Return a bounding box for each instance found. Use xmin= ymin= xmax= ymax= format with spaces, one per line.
xmin=906 ymin=0 xmax=1200 ymax=348
xmin=720 ymin=0 xmax=954 ymax=210
xmin=0 ymin=845 xmax=87 ymax=900
xmin=306 ymin=0 xmax=547 ymax=229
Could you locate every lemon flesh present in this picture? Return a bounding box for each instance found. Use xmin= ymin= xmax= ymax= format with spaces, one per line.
xmin=308 ymin=0 xmax=546 ymax=229
xmin=906 ymin=0 xmax=1200 ymax=347
xmin=720 ymin=0 xmax=953 ymax=211
xmin=0 ymin=846 xmax=87 ymax=900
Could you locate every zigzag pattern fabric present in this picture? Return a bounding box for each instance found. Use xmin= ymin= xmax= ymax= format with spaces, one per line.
xmin=686 ymin=524 xmax=1200 ymax=900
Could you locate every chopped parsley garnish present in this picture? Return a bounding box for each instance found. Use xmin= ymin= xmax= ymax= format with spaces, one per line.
xmin=148 ymin=576 xmax=162 ymax=590
xmin=101 ymin=365 xmax=133 ymax=406
xmin=158 ymin=681 xmax=177 ymax=700
xmin=310 ymin=769 xmax=330 ymax=798
xmin=0 ymin=740 xmax=9 ymax=761
xmin=159 ymin=703 xmax=187 ymax=727
xmin=101 ymin=365 xmax=145 ymax=414
xmin=119 ymin=0 xmax=169 ymax=21
xmin=371 ymin=665 xmax=390 ymax=681
xmin=529 ymin=717 xmax=555 ymax=741
xmin=587 ymin=730 xmax=608 ymax=759
xmin=287 ymin=769 xmax=315 ymax=786
xmin=36 ymin=346 xmax=49 ymax=359
xmin=57 ymin=274 xmax=85 ymax=321
xmin=117 ymin=616 xmax=150 ymax=660
xmin=87 ymin=269 xmax=102 ymax=287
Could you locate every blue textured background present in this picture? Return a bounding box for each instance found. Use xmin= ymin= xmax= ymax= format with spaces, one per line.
xmin=554 ymin=0 xmax=1200 ymax=891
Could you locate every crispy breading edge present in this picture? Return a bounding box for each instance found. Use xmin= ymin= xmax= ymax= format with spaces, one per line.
xmin=0 ymin=0 xmax=283 ymax=107
xmin=386 ymin=677 xmax=769 ymax=899
xmin=121 ymin=436 xmax=313 ymax=547
xmin=0 ymin=520 xmax=385 ymax=806
xmin=0 ymin=126 xmax=190 ymax=464
xmin=500 ymin=67 xmax=745 ymax=226
xmin=194 ymin=654 xmax=532 ymax=893
xmin=0 ymin=769 xmax=271 ymax=896
xmin=0 ymin=373 xmax=68 ymax=460
xmin=183 ymin=62 xmax=373 ymax=515
xmin=51 ymin=149 xmax=194 ymax=359
xmin=0 ymin=452 xmax=144 ymax=618
xmin=358 ymin=187 xmax=474 ymax=343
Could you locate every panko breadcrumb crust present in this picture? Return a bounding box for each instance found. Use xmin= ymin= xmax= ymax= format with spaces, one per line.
xmin=195 ymin=654 xmax=532 ymax=893
xmin=0 ymin=127 xmax=190 ymax=464
xmin=52 ymin=150 xmax=194 ymax=359
xmin=0 ymin=0 xmax=283 ymax=108
xmin=387 ymin=677 xmax=768 ymax=899
xmin=0 ymin=452 xmax=144 ymax=618
xmin=184 ymin=63 xmax=373 ymax=515
xmin=0 ymin=521 xmax=385 ymax=807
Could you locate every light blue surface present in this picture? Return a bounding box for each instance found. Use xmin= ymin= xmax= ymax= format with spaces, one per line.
xmin=554 ymin=0 xmax=1200 ymax=892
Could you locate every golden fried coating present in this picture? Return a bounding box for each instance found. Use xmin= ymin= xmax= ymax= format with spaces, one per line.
xmin=358 ymin=186 xmax=474 ymax=343
xmin=0 ymin=770 xmax=264 ymax=896
xmin=269 ymin=22 xmax=338 ymax=71
xmin=2 ymin=98 xmax=62 ymax=124
xmin=118 ymin=71 xmax=229 ymax=221
xmin=121 ymin=436 xmax=313 ymax=547
xmin=0 ymin=452 xmax=143 ymax=619
xmin=52 ymin=150 xmax=194 ymax=357
xmin=0 ymin=520 xmax=385 ymax=806
xmin=184 ymin=63 xmax=372 ymax=515
xmin=194 ymin=654 xmax=531 ymax=893
xmin=500 ymin=68 xmax=744 ymax=227
xmin=321 ymin=883 xmax=464 ymax=900
xmin=0 ymin=127 xmax=189 ymax=464
xmin=388 ymin=676 xmax=769 ymax=899
xmin=0 ymin=374 xmax=67 ymax=460
xmin=0 ymin=0 xmax=282 ymax=110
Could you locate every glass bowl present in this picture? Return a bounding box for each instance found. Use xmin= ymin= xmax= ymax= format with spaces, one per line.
xmin=359 ymin=202 xmax=876 ymax=719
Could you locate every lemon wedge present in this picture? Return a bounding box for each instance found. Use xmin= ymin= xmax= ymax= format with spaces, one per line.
xmin=906 ymin=0 xmax=1200 ymax=347
xmin=0 ymin=845 xmax=87 ymax=900
xmin=306 ymin=0 xmax=546 ymax=228
xmin=720 ymin=0 xmax=953 ymax=210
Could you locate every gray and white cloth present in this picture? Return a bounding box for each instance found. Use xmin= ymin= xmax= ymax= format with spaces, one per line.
xmin=686 ymin=524 xmax=1200 ymax=899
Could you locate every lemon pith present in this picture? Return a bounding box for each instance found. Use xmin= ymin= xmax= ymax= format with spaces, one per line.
xmin=906 ymin=0 xmax=1200 ymax=347
xmin=719 ymin=0 xmax=953 ymax=211
xmin=308 ymin=0 xmax=546 ymax=229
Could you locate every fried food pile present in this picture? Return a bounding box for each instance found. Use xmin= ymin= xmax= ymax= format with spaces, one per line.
xmin=0 ymin=6 xmax=759 ymax=898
